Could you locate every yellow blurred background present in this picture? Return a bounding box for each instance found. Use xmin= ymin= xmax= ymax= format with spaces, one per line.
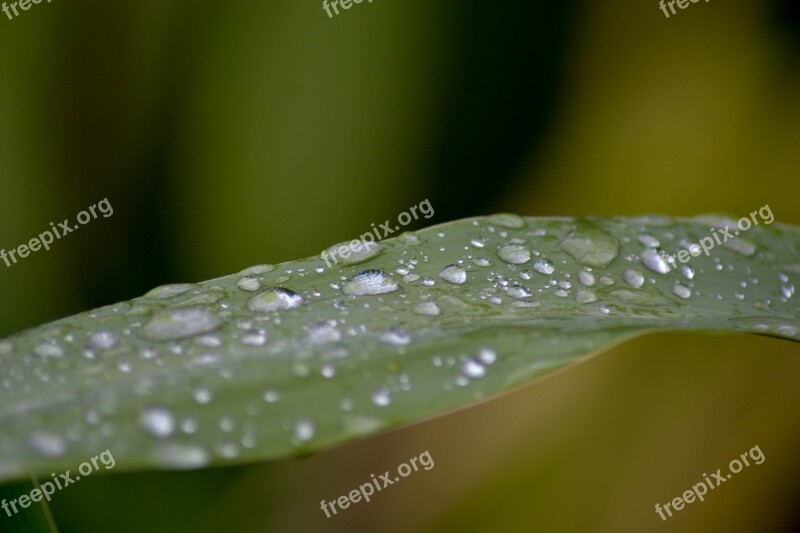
xmin=0 ymin=0 xmax=798 ymax=531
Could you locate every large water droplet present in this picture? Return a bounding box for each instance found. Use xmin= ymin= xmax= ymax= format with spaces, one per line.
xmin=559 ymin=223 xmax=619 ymax=267
xmin=414 ymin=301 xmax=442 ymax=316
xmin=248 ymin=287 xmax=304 ymax=312
xmin=533 ymin=258 xmax=555 ymax=275
xmin=622 ymin=269 xmax=644 ymax=288
xmin=440 ymin=264 xmax=467 ymax=285
xmin=143 ymin=284 xmax=195 ymax=300
xmin=237 ymin=277 xmax=261 ymax=292
xmin=325 ymin=240 xmax=383 ymax=266
xmin=673 ymin=284 xmax=692 ymax=299
xmin=487 ymin=213 xmax=526 ymax=229
xmin=140 ymin=406 xmax=176 ymax=438
xmin=141 ymin=309 xmax=223 ymax=341
xmin=498 ymin=243 xmax=531 ymax=265
xmin=28 ymin=431 xmax=67 ymax=457
xmin=640 ymin=248 xmax=672 ymax=274
xmin=343 ymin=270 xmax=399 ymax=295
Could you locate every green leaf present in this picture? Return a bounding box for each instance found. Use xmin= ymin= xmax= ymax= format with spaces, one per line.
xmin=0 ymin=214 xmax=798 ymax=481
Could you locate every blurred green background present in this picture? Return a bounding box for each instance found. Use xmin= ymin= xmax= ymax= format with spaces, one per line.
xmin=1 ymin=0 xmax=799 ymax=531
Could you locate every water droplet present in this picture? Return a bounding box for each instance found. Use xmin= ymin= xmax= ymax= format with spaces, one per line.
xmin=622 ymin=269 xmax=644 ymax=288
xmin=462 ymin=359 xmax=486 ymax=378
xmin=240 ymin=330 xmax=268 ymax=346
xmin=640 ymin=248 xmax=672 ymax=274
xmin=140 ymin=406 xmax=176 ymax=438
xmin=507 ymin=285 xmax=532 ymax=299
xmin=248 ymin=287 xmax=304 ymax=312
xmin=575 ymin=289 xmax=598 ymax=304
xmin=371 ymin=389 xmax=391 ymax=407
xmin=487 ymin=213 xmax=526 ymax=229
xmin=578 ymin=270 xmax=595 ymax=287
xmin=152 ymin=443 xmax=209 ymax=468
xmin=143 ymin=284 xmax=195 ymax=300
xmin=781 ymin=284 xmax=795 ymax=299
xmin=559 ymin=224 xmax=619 ymax=267
xmin=533 ymin=258 xmax=555 ymax=275
xmin=343 ymin=270 xmax=399 ymax=296
xmin=321 ymin=364 xmax=336 ymax=378
xmin=263 ymin=389 xmax=281 ymax=403
xmin=141 ymin=309 xmax=223 ymax=341
xmin=28 ymin=431 xmax=67 ymax=457
xmin=724 ymin=237 xmax=756 ymax=256
xmin=414 ymin=301 xmax=442 ymax=316
xmin=193 ymin=388 xmax=213 ymax=405
xmin=306 ymin=320 xmax=341 ymax=344
xmin=478 ymin=348 xmax=496 ymax=365
xmin=237 ymin=277 xmax=261 ymax=292
xmin=637 ymin=234 xmax=660 ymax=248
xmin=681 ymin=266 xmax=695 ymax=280
xmin=673 ymin=284 xmax=692 ymax=299
xmin=239 ymin=264 xmax=276 ymax=276
xmin=498 ymin=243 xmax=531 ymax=265
xmin=34 ymin=343 xmax=64 ymax=358
xmin=440 ymin=264 xmax=467 ymax=285
xmin=380 ymin=328 xmax=411 ymax=346
xmin=470 ymin=237 xmax=487 ymax=248
xmin=325 ymin=240 xmax=382 ymax=266
xmin=294 ymin=419 xmax=315 ymax=442
xmin=89 ymin=331 xmax=117 ymax=350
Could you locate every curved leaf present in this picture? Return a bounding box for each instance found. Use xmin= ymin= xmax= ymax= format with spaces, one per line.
xmin=0 ymin=214 xmax=798 ymax=481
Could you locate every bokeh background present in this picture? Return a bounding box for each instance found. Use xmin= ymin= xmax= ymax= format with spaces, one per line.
xmin=1 ymin=0 xmax=799 ymax=531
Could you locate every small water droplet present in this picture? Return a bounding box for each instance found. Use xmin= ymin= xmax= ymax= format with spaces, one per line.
xmin=681 ymin=266 xmax=695 ymax=280
xmin=372 ymin=389 xmax=391 ymax=407
xmin=294 ymin=419 xmax=315 ymax=442
xmin=193 ymin=388 xmax=213 ymax=405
